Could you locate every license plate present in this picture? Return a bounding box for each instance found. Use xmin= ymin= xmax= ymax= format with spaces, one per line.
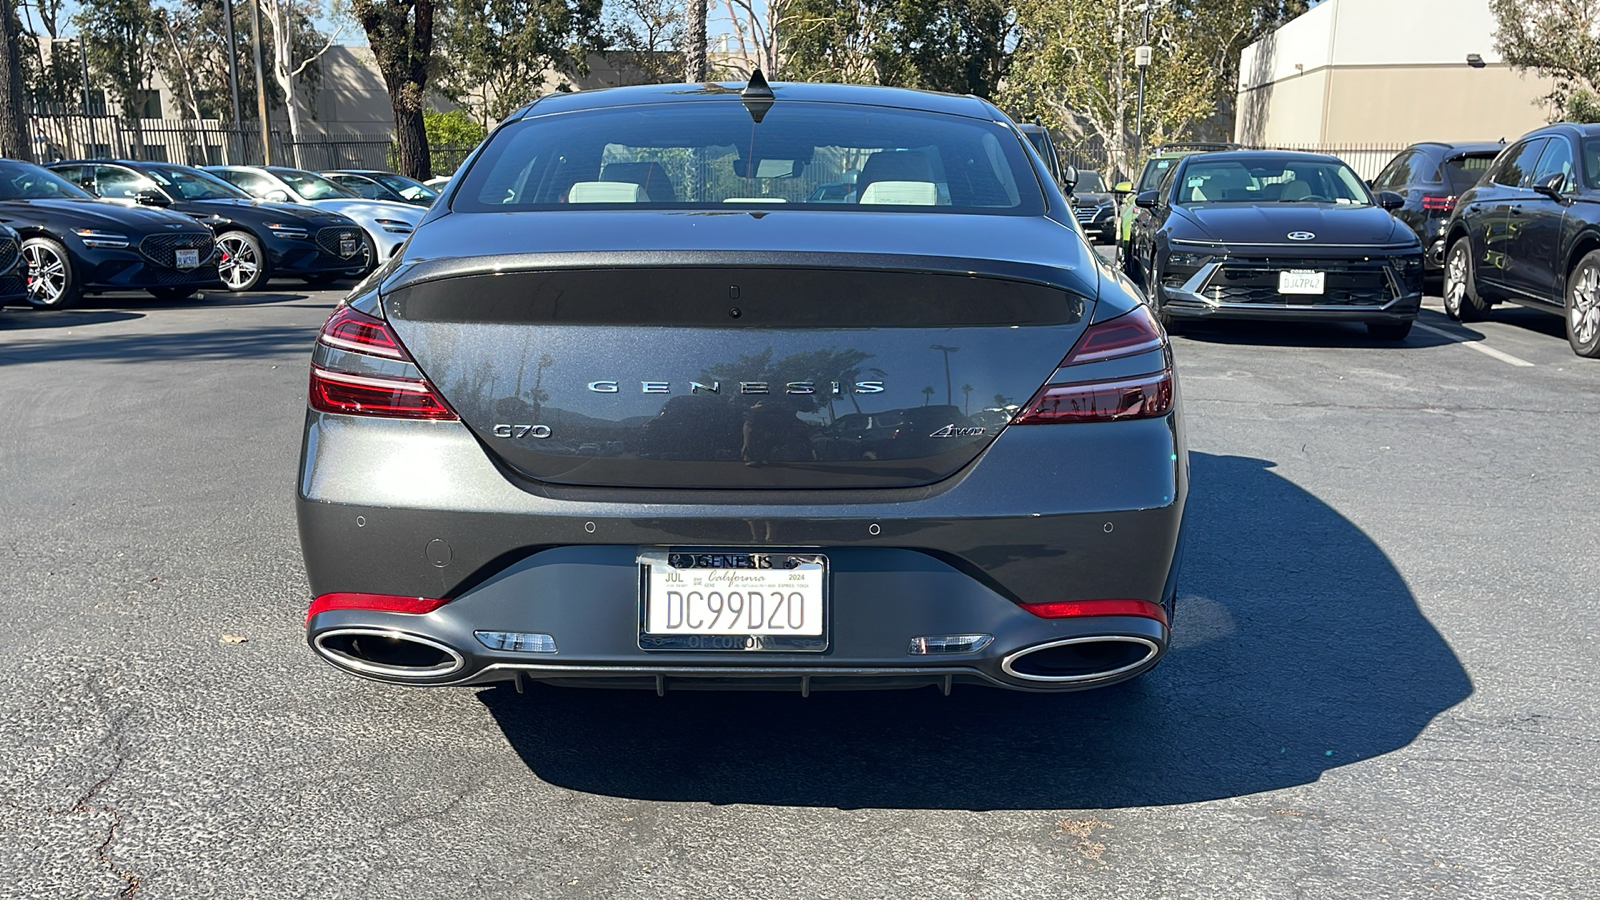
xmin=638 ymin=549 xmax=828 ymax=651
xmin=1278 ymin=269 xmax=1325 ymax=295
xmin=339 ymin=238 xmax=357 ymax=257
xmin=174 ymin=249 xmax=199 ymax=269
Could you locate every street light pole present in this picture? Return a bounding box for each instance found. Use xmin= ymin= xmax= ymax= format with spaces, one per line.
xmin=930 ymin=344 xmax=959 ymax=406
xmin=222 ymin=0 xmax=243 ymax=129
xmin=1134 ymin=2 xmax=1153 ymax=151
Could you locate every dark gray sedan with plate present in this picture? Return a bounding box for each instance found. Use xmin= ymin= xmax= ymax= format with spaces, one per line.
xmin=298 ymin=77 xmax=1188 ymax=693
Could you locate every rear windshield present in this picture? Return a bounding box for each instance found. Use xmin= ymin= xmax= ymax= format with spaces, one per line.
xmin=1443 ymin=154 xmax=1495 ymax=194
xmin=1174 ymin=157 xmax=1371 ymax=205
xmin=453 ymin=100 xmax=1041 ymax=214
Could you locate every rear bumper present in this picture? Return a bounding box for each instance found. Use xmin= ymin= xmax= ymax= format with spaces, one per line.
xmin=1167 ymin=296 xmax=1421 ymax=323
xmin=297 ymin=410 xmax=1188 ymax=692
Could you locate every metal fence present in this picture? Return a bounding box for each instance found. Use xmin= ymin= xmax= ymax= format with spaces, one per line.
xmin=27 ymin=113 xmax=476 ymax=175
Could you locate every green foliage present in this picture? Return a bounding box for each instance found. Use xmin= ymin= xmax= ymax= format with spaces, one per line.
xmin=425 ymin=108 xmax=485 ymax=148
xmin=436 ymin=0 xmax=606 ymax=124
xmin=779 ymin=0 xmax=1011 ymax=96
xmin=1491 ymin=0 xmax=1600 ymax=122
xmin=75 ymin=0 xmax=158 ymax=122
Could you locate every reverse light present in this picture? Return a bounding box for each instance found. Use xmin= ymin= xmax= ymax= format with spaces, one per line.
xmin=1021 ymin=598 xmax=1169 ymax=627
xmin=73 ymin=228 xmax=129 ymax=249
xmin=310 ymin=305 xmax=458 ymax=420
xmin=1013 ymin=305 xmax=1174 ymax=424
xmin=305 ymin=591 xmax=449 ymax=625
xmin=1421 ymin=195 xmax=1456 ymax=214
xmin=908 ymin=634 xmax=994 ymax=654
xmin=475 ymin=631 xmax=558 ymax=653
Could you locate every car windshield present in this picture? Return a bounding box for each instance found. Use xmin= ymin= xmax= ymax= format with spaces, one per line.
xmin=0 ymin=160 xmax=96 ymax=201
xmin=454 ymin=100 xmax=1039 ymax=214
xmin=1138 ymin=157 xmax=1177 ymax=192
xmin=1074 ymin=171 xmax=1106 ymax=192
xmin=273 ymin=169 xmax=358 ymax=200
xmin=371 ymin=172 xmax=437 ymax=201
xmin=1175 ymin=158 xmax=1371 ymax=205
xmin=1442 ymin=154 xmax=1495 ymax=194
xmin=145 ymin=166 xmax=250 ymax=201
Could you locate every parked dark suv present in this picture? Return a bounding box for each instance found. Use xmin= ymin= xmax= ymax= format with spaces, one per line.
xmin=1441 ymin=123 xmax=1600 ymax=357
xmin=1371 ymin=141 xmax=1502 ymax=278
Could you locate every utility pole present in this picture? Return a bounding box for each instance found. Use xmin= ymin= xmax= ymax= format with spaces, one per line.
xmin=223 ymin=0 xmax=243 ymax=128
xmin=249 ymin=0 xmax=271 ymax=165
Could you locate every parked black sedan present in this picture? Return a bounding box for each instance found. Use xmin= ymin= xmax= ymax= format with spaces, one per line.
xmin=0 ymin=159 xmax=219 ymax=308
xmin=1070 ymin=170 xmax=1117 ymax=243
xmin=1440 ymin=123 xmax=1600 ymax=357
xmin=48 ymin=160 xmax=370 ymax=291
xmin=1126 ymin=150 xmax=1423 ymax=340
xmin=1371 ymin=141 xmax=1502 ymax=278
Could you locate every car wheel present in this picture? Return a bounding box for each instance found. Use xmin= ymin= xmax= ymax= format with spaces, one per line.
xmin=21 ymin=237 xmax=80 ymax=309
xmin=148 ymin=286 xmax=199 ymax=301
xmin=1566 ymin=250 xmax=1600 ymax=358
xmin=217 ymin=231 xmax=269 ymax=292
xmin=1367 ymin=320 xmax=1414 ymax=341
xmin=1442 ymin=240 xmax=1490 ymax=322
xmin=355 ymin=232 xmax=377 ymax=275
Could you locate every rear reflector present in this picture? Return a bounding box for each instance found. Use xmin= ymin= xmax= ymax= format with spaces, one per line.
xmin=1021 ymin=598 xmax=1169 ymax=626
xmin=309 ymin=367 xmax=458 ymax=419
xmin=1421 ymin=195 xmax=1456 ymax=213
xmin=306 ymin=592 xmax=450 ymax=625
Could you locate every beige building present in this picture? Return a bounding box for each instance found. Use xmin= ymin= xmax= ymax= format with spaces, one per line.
xmin=1236 ymin=0 xmax=1557 ymax=148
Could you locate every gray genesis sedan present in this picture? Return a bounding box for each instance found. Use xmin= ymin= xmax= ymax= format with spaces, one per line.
xmin=298 ymin=75 xmax=1189 ymax=693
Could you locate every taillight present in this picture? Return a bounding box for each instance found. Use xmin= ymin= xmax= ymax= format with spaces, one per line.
xmin=1421 ymin=195 xmax=1456 ymax=214
xmin=1021 ymin=598 xmax=1169 ymax=626
xmin=1013 ymin=306 xmax=1174 ymax=424
xmin=309 ymin=305 xmax=458 ymax=420
xmin=305 ymin=592 xmax=450 ymax=625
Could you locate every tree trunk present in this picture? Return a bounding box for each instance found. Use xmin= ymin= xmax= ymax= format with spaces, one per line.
xmin=392 ymin=96 xmax=429 ymax=180
xmin=684 ymin=0 xmax=707 ymax=82
xmin=0 ymin=0 xmax=32 ymax=161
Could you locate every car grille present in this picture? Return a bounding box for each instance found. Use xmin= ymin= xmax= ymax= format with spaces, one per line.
xmin=0 ymin=271 xmax=23 ymax=297
xmin=139 ymin=232 xmax=216 ymax=270
xmin=1199 ymin=259 xmax=1396 ymax=307
xmin=148 ymin=263 xmax=219 ymax=285
xmin=0 ymin=237 xmax=17 ymax=275
xmin=1074 ymin=207 xmax=1105 ymax=223
xmin=316 ymin=226 xmax=364 ymax=259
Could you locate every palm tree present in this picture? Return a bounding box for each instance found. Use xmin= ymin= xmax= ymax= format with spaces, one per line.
xmin=684 ymin=0 xmax=707 ymax=82
xmin=962 ymin=383 xmax=973 ymax=415
xmin=921 ymin=385 xmax=935 ymax=406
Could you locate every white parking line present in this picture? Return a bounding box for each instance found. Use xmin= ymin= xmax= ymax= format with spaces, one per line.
xmin=1414 ymin=322 xmax=1535 ymax=367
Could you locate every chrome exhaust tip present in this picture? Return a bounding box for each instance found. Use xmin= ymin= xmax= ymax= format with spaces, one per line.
xmin=1001 ymin=635 xmax=1161 ymax=683
xmin=313 ymin=627 xmax=465 ymax=679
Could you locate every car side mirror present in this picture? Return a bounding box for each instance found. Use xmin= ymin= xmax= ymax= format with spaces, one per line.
xmin=134 ymin=190 xmax=169 ymax=207
xmin=1532 ymin=172 xmax=1567 ymax=201
xmin=1058 ymin=164 xmax=1078 ymax=192
xmin=1134 ymin=190 xmax=1160 ymax=209
xmin=1377 ymin=190 xmax=1406 ymax=211
xmin=1113 ymin=181 xmax=1134 ymax=194
xmin=264 ymin=189 xmax=291 ymax=203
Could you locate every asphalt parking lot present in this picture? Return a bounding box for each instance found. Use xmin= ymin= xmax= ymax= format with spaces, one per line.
xmin=2 ymin=264 xmax=1597 ymax=898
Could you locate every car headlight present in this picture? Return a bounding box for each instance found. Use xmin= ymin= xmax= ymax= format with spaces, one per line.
xmin=266 ymin=223 xmax=310 ymax=240
xmin=1167 ymin=251 xmax=1214 ymax=269
xmin=373 ymin=218 xmax=414 ymax=234
xmin=73 ymin=229 xmax=130 ymax=249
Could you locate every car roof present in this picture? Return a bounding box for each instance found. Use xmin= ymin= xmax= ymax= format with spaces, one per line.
xmin=1406 ymin=141 xmax=1505 ymax=157
xmin=50 ymin=159 xmax=207 ymax=169
xmin=1521 ymin=122 xmax=1600 ymax=140
xmin=1174 ymin=149 xmax=1345 ymax=165
xmin=515 ymin=80 xmax=997 ymax=122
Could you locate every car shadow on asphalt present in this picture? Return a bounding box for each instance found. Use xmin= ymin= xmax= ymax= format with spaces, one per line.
xmin=1174 ymin=319 xmax=1459 ymax=349
xmin=478 ymin=451 xmax=1472 ymax=810
xmin=0 ymin=321 xmax=316 ymax=362
xmin=0 ymin=308 xmax=144 ymax=330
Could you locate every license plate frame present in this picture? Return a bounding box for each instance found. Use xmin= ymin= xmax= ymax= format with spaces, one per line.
xmin=1278 ymin=269 xmax=1325 ymax=295
xmin=637 ymin=548 xmax=829 ymax=652
xmin=174 ymin=248 xmax=200 ymax=270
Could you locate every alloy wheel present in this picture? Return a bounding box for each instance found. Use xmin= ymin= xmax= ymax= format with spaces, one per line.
xmin=23 ymin=243 xmax=67 ymax=307
xmin=1572 ymin=262 xmax=1600 ymax=347
xmin=1443 ymin=245 xmax=1467 ymax=318
xmin=217 ymin=235 xmax=260 ymax=291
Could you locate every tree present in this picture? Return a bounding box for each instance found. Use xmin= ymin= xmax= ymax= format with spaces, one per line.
xmin=684 ymin=0 xmax=706 ymax=80
xmin=1491 ymin=0 xmax=1600 ymax=122
xmin=778 ymin=0 xmax=881 ymax=84
xmin=872 ymin=0 xmax=1011 ymax=96
xmin=716 ymin=0 xmax=781 ymax=78
xmin=437 ymin=0 xmax=604 ymax=126
xmin=258 ymin=0 xmax=342 ymax=164
xmin=0 ymin=0 xmax=29 ymax=159
xmin=603 ymin=0 xmax=684 ymax=84
xmin=350 ymin=0 xmax=437 ymax=179
xmin=76 ymin=0 xmax=158 ymax=152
